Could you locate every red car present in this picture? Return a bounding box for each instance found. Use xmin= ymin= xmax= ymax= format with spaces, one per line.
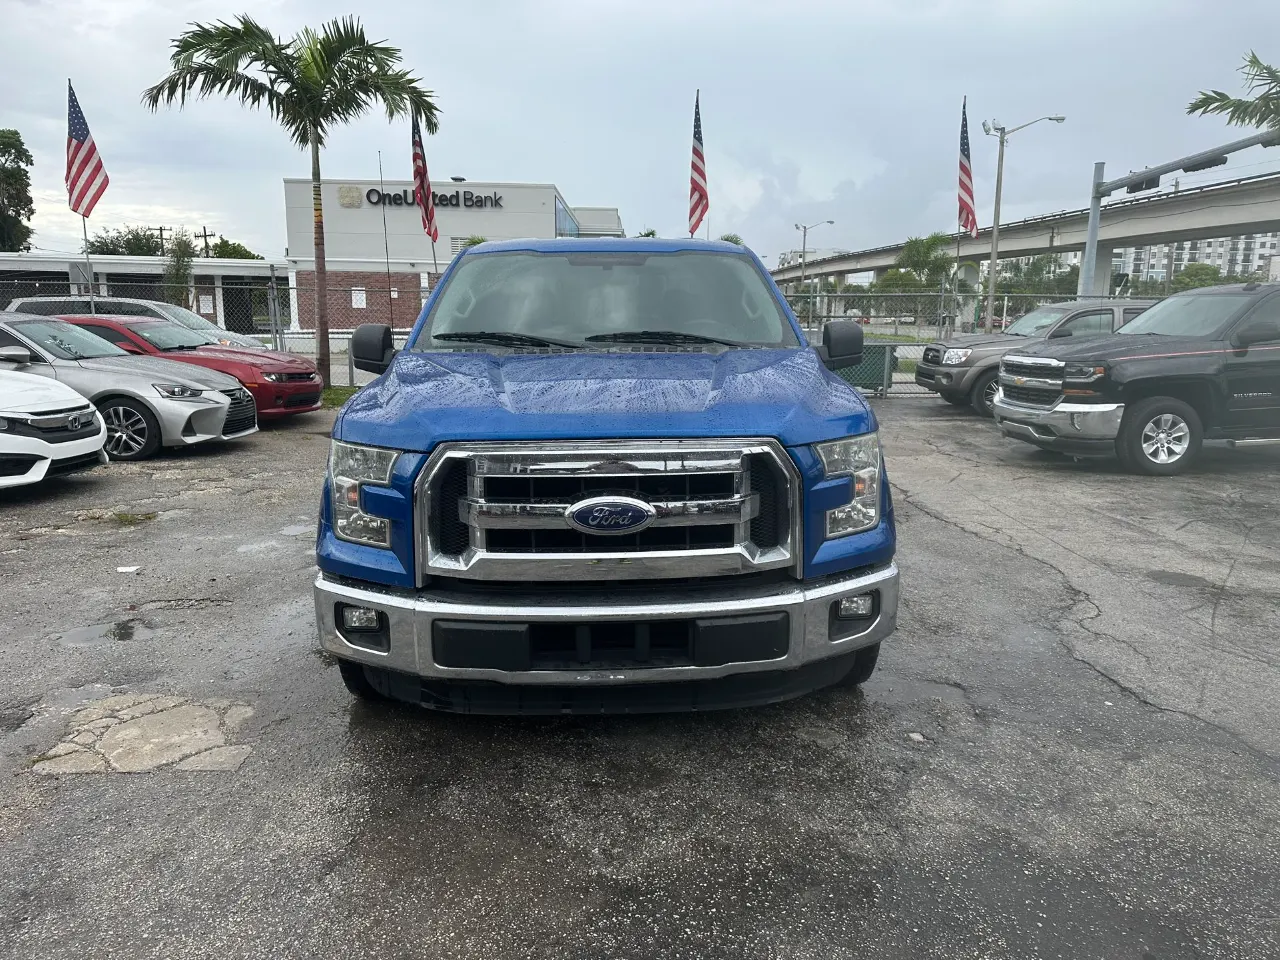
xmin=61 ymin=315 xmax=322 ymax=420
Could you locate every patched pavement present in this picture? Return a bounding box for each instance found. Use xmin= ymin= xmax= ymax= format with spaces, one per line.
xmin=0 ymin=407 xmax=1277 ymax=959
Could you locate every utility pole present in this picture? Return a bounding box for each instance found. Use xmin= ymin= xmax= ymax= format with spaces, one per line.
xmin=795 ymin=220 xmax=834 ymax=322
xmin=1077 ymin=128 xmax=1280 ymax=297
xmin=154 ymin=225 xmax=169 ymax=255
xmin=195 ymin=226 xmax=216 ymax=257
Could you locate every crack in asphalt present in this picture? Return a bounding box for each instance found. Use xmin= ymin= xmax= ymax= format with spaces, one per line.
xmin=891 ymin=483 xmax=1279 ymax=768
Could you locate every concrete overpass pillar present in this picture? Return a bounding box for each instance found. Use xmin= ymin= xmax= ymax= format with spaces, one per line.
xmin=1079 ymin=246 xmax=1114 ymax=297
xmin=958 ymin=262 xmax=980 ymax=289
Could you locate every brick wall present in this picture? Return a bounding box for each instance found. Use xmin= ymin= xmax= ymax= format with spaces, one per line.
xmin=294 ymin=270 xmax=423 ymax=329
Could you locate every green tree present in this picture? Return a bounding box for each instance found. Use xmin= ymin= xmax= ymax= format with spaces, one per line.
xmin=461 ymin=236 xmax=486 ymax=248
xmin=0 ymin=129 xmax=35 ymax=253
xmin=1172 ymin=262 xmax=1226 ymax=291
xmin=1187 ymin=51 xmax=1280 ymax=130
xmin=209 ymin=235 xmax=263 ymax=259
xmin=142 ymin=15 xmax=440 ymax=386
xmin=162 ymin=229 xmax=196 ymax=306
xmin=894 ymin=232 xmax=953 ymax=288
xmin=636 ymin=228 xmax=658 ymax=238
xmin=85 ymin=225 xmax=163 ymax=256
xmin=717 ymin=232 xmax=744 ymax=245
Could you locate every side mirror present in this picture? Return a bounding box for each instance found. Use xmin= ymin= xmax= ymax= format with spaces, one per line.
xmin=1232 ymin=317 xmax=1280 ymax=348
xmin=0 ymin=345 xmax=31 ymax=365
xmin=818 ymin=318 xmax=864 ymax=371
xmin=352 ymin=323 xmax=396 ymax=374
xmin=1048 ymin=327 xmax=1073 ymax=339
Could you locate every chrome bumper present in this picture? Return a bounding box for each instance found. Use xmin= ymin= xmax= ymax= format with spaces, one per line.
xmin=315 ymin=564 xmax=898 ymax=686
xmin=993 ymin=391 xmax=1124 ymax=443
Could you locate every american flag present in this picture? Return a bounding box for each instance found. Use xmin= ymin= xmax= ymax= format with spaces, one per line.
xmin=66 ymin=82 xmax=109 ymax=218
xmin=411 ymin=113 xmax=437 ymax=243
xmin=688 ymin=91 xmax=709 ymax=237
xmin=958 ymin=97 xmax=978 ymax=239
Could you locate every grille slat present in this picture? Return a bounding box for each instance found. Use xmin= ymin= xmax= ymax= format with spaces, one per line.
xmin=220 ymin=389 xmax=258 ymax=435
xmin=1002 ymin=384 xmax=1061 ymax=406
xmin=923 ymin=347 xmax=942 ymax=365
xmin=283 ymin=392 xmax=321 ymax=408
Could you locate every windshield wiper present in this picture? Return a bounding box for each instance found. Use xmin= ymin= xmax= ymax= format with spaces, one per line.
xmin=584 ymin=330 xmax=750 ymax=348
xmin=431 ymin=331 xmax=582 ymax=349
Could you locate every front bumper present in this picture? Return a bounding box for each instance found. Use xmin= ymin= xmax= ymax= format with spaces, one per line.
xmin=993 ymin=391 xmax=1124 ymax=456
xmin=0 ymin=425 xmax=108 ymax=490
xmin=915 ymin=361 xmax=981 ymax=397
xmin=316 ymin=563 xmax=899 ymax=711
xmin=247 ymin=380 xmax=322 ymax=418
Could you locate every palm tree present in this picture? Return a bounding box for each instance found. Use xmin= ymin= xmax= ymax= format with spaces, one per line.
xmin=142 ymin=15 xmax=440 ymax=385
xmin=1187 ymin=52 xmax=1280 ymax=130
xmin=717 ymin=232 xmax=744 ymax=245
xmin=461 ymin=236 xmax=487 ymax=248
xmin=636 ymin=228 xmax=658 ymax=238
xmin=894 ymin=233 xmax=954 ymax=288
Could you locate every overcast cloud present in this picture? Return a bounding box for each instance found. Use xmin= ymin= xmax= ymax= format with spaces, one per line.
xmin=3 ymin=0 xmax=1278 ymax=264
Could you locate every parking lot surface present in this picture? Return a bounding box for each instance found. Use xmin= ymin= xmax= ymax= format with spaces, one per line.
xmin=1 ymin=403 xmax=1277 ymax=959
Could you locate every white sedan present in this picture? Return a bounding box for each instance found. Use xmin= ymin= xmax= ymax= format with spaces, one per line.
xmin=0 ymin=369 xmax=107 ymax=489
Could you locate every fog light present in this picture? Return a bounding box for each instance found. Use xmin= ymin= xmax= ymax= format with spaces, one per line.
xmin=837 ymin=594 xmax=875 ymax=619
xmin=1070 ymin=413 xmax=1083 ymax=432
xmin=342 ymin=605 xmax=381 ymax=631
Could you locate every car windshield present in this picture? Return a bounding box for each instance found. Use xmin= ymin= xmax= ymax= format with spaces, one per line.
xmin=127 ymin=321 xmax=219 ymax=350
xmin=411 ymin=250 xmax=800 ymax=351
xmin=1002 ymin=306 xmax=1072 ymax=337
xmin=9 ymin=319 xmax=127 ymax=360
xmin=154 ymin=302 xmax=223 ymax=333
xmin=1116 ymin=293 xmax=1253 ymax=337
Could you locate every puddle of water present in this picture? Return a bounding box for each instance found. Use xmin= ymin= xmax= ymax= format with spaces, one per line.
xmin=55 ymin=618 xmax=156 ymax=647
xmin=1146 ymin=570 xmax=1214 ymax=589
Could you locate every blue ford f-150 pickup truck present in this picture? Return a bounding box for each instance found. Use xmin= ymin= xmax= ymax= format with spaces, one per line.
xmin=315 ymin=238 xmax=898 ymax=713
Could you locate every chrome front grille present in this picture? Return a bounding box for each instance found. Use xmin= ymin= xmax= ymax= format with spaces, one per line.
xmin=416 ymin=440 xmax=799 ymax=583
xmin=999 ymin=356 xmax=1064 ymax=407
xmin=923 ymin=347 xmax=942 ymax=365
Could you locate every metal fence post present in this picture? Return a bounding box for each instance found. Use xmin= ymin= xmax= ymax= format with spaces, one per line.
xmin=347 ymin=338 xmax=355 ymax=387
xmin=882 ymin=341 xmax=893 ymax=396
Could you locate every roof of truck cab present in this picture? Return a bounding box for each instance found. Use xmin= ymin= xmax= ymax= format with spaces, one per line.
xmin=460 ymin=237 xmax=750 ymax=255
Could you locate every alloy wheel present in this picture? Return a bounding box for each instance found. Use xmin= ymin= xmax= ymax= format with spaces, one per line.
xmin=983 ymin=378 xmax=1000 ymax=408
xmin=1140 ymin=413 xmax=1190 ymax=464
xmin=102 ymin=405 xmax=148 ymax=458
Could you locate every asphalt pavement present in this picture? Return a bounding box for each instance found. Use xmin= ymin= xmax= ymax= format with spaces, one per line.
xmin=0 ymin=402 xmax=1277 ymax=959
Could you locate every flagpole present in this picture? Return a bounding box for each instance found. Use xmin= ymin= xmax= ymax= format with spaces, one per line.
xmin=80 ymin=216 xmax=97 ymax=313
xmin=377 ymin=151 xmax=394 ymax=322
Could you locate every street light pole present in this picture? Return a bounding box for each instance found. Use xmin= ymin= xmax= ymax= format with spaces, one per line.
xmin=795 ymin=218 xmax=834 ymax=303
xmin=981 ymin=115 xmax=1066 ymax=332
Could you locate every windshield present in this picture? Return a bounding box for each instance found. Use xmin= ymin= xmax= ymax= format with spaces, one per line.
xmin=1116 ymin=293 xmax=1253 ymax=337
xmin=153 ymin=302 xmax=222 ymax=333
xmin=1002 ymin=306 xmax=1071 ymax=337
xmin=411 ymin=251 xmax=800 ymax=351
xmin=10 ymin=319 xmax=127 ymax=360
xmin=127 ymin=322 xmax=219 ymax=350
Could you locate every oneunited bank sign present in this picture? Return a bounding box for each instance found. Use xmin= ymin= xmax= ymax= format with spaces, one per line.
xmin=337 ymin=185 xmax=503 ymax=210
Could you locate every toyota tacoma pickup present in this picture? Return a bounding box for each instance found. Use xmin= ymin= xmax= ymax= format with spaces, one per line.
xmin=315 ymin=238 xmax=899 ymax=713
xmin=993 ymin=283 xmax=1280 ymax=475
xmin=915 ymin=299 xmax=1155 ymax=416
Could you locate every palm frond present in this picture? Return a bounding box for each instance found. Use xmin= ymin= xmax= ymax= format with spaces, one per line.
xmin=1186 ymin=50 xmax=1280 ymax=130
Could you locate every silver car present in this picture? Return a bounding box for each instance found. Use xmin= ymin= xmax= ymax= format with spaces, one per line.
xmin=0 ymin=315 xmax=257 ymax=461
xmin=5 ymin=295 xmax=267 ymax=350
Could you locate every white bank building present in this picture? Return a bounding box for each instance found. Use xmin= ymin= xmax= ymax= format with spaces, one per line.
xmin=281 ymin=178 xmax=624 ymax=329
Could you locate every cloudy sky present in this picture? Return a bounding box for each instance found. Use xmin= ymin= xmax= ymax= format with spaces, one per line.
xmin=3 ymin=0 xmax=1278 ymax=265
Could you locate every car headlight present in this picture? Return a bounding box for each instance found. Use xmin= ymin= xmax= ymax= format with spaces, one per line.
xmin=262 ymin=372 xmax=284 ymax=382
xmin=815 ymin=432 xmax=882 ymax=538
xmin=328 ymin=440 xmax=399 ymax=548
xmin=1064 ymin=363 xmax=1106 ymax=382
xmin=942 ymin=348 xmax=972 ymax=365
xmin=153 ymin=383 xmax=205 ymax=400
xmin=0 ymin=417 xmax=11 ymax=431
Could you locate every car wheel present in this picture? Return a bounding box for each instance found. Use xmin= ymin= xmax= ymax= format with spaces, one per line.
xmin=970 ymin=370 xmax=1000 ymax=417
xmin=98 ymin=398 xmax=160 ymax=461
xmin=837 ymin=643 xmax=881 ymax=687
xmin=337 ymin=659 xmax=387 ymax=701
xmin=942 ymin=394 xmax=970 ymax=407
xmin=1117 ymin=397 xmax=1203 ymax=476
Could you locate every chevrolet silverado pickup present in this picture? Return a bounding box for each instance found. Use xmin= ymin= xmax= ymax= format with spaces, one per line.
xmin=315 ymin=238 xmax=899 ymax=713
xmin=993 ymin=283 xmax=1280 ymax=475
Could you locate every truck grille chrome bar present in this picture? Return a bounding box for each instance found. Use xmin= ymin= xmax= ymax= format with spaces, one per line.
xmin=415 ymin=440 xmax=799 ymax=584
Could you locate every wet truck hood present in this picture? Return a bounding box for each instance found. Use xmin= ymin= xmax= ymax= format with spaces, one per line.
xmin=934 ymin=332 xmax=1035 ymax=351
xmin=1007 ymin=333 xmax=1215 ymax=364
xmin=75 ymin=355 xmax=243 ymax=390
xmin=336 ymin=349 xmax=876 ymax=452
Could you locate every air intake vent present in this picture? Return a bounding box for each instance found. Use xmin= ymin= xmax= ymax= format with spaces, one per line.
xmin=747 ymin=453 xmax=784 ymax=549
xmin=430 ymin=459 xmax=470 ymax=557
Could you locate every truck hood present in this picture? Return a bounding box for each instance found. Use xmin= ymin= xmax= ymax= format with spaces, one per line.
xmin=935 ymin=333 xmax=1035 ymax=351
xmin=0 ymin=370 xmax=89 ymax=413
xmin=1007 ymin=333 xmax=1216 ymax=364
xmin=337 ymin=349 xmax=876 ymax=452
xmin=75 ymin=355 xmax=242 ymax=390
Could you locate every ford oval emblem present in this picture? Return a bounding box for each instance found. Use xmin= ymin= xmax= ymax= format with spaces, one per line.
xmin=565 ymin=496 xmax=657 ymax=536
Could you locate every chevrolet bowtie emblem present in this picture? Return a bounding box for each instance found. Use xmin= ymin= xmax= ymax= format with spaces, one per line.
xmin=1014 ymin=376 xmax=1026 ymax=386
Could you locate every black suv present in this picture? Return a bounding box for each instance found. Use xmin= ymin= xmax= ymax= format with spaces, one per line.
xmin=992 ymin=283 xmax=1280 ymax=475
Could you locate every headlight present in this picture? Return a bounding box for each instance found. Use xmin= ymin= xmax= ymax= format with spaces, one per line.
xmin=0 ymin=417 xmax=11 ymax=431
xmin=942 ymin=349 xmax=972 ymax=365
xmin=328 ymin=440 xmax=399 ymax=548
xmin=153 ymin=383 xmax=204 ymax=399
xmin=1064 ymin=363 xmax=1106 ymax=382
xmin=262 ymin=372 xmax=285 ymax=382
xmin=815 ymin=433 xmax=882 ymax=538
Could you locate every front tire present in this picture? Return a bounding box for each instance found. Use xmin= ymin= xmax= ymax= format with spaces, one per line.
xmin=97 ymin=398 xmax=161 ymax=461
xmin=970 ymin=370 xmax=1000 ymax=417
xmin=837 ymin=643 xmax=881 ymax=687
xmin=338 ymin=659 xmax=387 ymax=701
xmin=1117 ymin=397 xmax=1203 ymax=476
